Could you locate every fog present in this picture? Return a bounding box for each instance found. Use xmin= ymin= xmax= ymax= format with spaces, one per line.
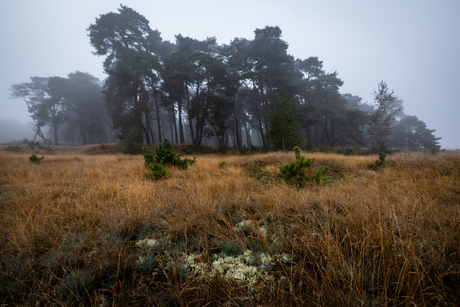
xmin=1 ymin=0 xmax=459 ymax=148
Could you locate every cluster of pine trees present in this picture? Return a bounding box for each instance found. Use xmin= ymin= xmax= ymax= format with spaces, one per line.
xmin=10 ymin=72 xmax=115 ymax=145
xmin=11 ymin=5 xmax=440 ymax=150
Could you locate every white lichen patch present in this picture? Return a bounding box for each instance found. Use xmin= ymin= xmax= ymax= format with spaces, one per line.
xmin=180 ymin=250 xmax=292 ymax=286
xmin=234 ymin=220 xmax=268 ymax=238
xmin=135 ymin=238 xmax=160 ymax=248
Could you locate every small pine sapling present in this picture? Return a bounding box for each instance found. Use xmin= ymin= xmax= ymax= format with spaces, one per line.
xmin=343 ymin=146 xmax=354 ymax=156
xmin=294 ymin=146 xmax=301 ymax=161
xmin=29 ymin=154 xmax=44 ymax=164
xmin=375 ymin=152 xmax=386 ymax=167
xmin=145 ymin=162 xmax=168 ymax=180
xmin=279 ymin=147 xmax=331 ymax=186
xmin=143 ymin=139 xmax=196 ymax=180
xmin=151 ymin=139 xmax=196 ymax=169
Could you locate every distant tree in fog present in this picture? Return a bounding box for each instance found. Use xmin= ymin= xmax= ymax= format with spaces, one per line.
xmin=51 ymin=72 xmax=109 ymax=145
xmin=392 ymin=115 xmax=441 ymax=149
xmin=367 ymin=81 xmax=401 ymax=151
xmin=10 ymin=77 xmax=64 ymax=145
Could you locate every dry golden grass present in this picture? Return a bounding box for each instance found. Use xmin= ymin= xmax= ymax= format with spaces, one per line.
xmin=0 ymin=148 xmax=459 ymax=306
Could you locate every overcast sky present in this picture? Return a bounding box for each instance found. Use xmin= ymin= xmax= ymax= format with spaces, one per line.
xmin=1 ymin=0 xmax=459 ymax=148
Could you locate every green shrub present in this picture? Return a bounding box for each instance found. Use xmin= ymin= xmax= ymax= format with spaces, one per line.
xmin=218 ymin=161 xmax=226 ymax=168
xmin=5 ymin=145 xmax=22 ymax=152
xmin=240 ymin=145 xmax=248 ymax=155
xmin=145 ymin=162 xmax=168 ymax=180
xmin=143 ymin=139 xmax=196 ymax=180
xmin=145 ymin=139 xmax=195 ymax=170
xmin=198 ymin=146 xmax=211 ymax=154
xmin=122 ymin=130 xmax=143 ymax=155
xmin=216 ymin=144 xmax=227 ymax=154
xmin=249 ymin=145 xmax=260 ymax=153
xmin=375 ymin=152 xmax=386 ymax=167
xmin=294 ymin=146 xmax=301 ymax=160
xmin=343 ymin=146 xmax=354 ymax=156
xmin=181 ymin=146 xmax=192 ymax=154
xmin=29 ymin=154 xmax=44 ymax=164
xmin=99 ymin=143 xmax=106 ymax=149
xmin=279 ymin=147 xmax=330 ymax=186
xmin=22 ymin=138 xmax=29 ymax=144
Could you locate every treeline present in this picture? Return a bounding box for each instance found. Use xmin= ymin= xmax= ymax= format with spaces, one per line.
xmin=10 ymin=5 xmax=441 ymax=150
xmin=10 ymin=72 xmax=115 ymax=145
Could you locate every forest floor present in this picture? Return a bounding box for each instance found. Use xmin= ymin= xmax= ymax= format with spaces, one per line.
xmin=0 ymin=145 xmax=459 ymax=306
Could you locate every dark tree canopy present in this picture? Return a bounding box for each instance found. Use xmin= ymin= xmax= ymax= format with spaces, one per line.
xmin=392 ymin=115 xmax=441 ymax=149
xmin=10 ymin=5 xmax=441 ymax=151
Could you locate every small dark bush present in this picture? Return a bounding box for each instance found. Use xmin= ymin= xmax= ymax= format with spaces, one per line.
xmin=29 ymin=154 xmax=44 ymax=164
xmin=145 ymin=162 xmax=168 ymax=180
xmin=279 ymin=146 xmax=331 ymax=186
xmin=249 ymin=145 xmax=260 ymax=153
xmin=122 ymin=130 xmax=143 ymax=155
xmin=181 ymin=146 xmax=192 ymax=154
xmin=198 ymin=146 xmax=211 ymax=154
xmin=343 ymin=146 xmax=354 ymax=156
xmin=216 ymin=144 xmax=227 ymax=154
xmin=145 ymin=139 xmax=196 ymax=170
xmin=143 ymin=139 xmax=196 ymax=180
xmin=375 ymin=152 xmax=386 ymax=167
xmin=5 ymin=145 xmax=22 ymax=152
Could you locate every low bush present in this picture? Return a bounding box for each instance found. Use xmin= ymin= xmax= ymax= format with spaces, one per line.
xmin=143 ymin=139 xmax=196 ymax=180
xmin=375 ymin=152 xmax=386 ymax=167
xmin=279 ymin=146 xmax=330 ymax=186
xmin=121 ymin=130 xmax=143 ymax=155
xmin=29 ymin=154 xmax=44 ymax=164
xmin=181 ymin=146 xmax=192 ymax=154
xmin=5 ymin=145 xmax=22 ymax=152
xmin=198 ymin=146 xmax=212 ymax=154
xmin=216 ymin=144 xmax=227 ymax=154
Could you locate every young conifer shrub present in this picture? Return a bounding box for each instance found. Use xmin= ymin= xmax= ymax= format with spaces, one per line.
xmin=144 ymin=162 xmax=168 ymax=180
xmin=29 ymin=154 xmax=44 ymax=164
xmin=375 ymin=152 xmax=386 ymax=167
xmin=143 ymin=139 xmax=196 ymax=180
xmin=146 ymin=139 xmax=196 ymax=170
xmin=279 ymin=146 xmax=330 ymax=186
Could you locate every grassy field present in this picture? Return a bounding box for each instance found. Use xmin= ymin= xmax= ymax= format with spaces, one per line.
xmin=0 ymin=144 xmax=459 ymax=306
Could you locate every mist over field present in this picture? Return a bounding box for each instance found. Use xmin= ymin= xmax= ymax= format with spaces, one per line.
xmin=0 ymin=118 xmax=35 ymax=143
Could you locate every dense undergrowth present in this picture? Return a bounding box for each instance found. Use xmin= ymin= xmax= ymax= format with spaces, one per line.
xmin=0 ymin=148 xmax=459 ymax=306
